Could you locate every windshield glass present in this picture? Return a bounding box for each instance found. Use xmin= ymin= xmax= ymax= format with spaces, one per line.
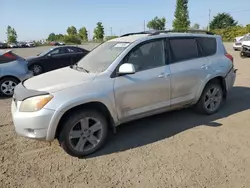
xmin=38 ymin=48 xmax=54 ymax=56
xmin=242 ymin=34 xmax=250 ymax=41
xmin=77 ymin=41 xmax=130 ymax=73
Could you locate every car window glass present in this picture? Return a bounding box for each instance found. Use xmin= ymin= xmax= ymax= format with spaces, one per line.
xmin=67 ymin=48 xmax=75 ymax=53
xmin=169 ymin=38 xmax=198 ymax=62
xmin=125 ymin=40 xmax=165 ymax=72
xmin=48 ymin=49 xmax=60 ymax=56
xmin=197 ymin=37 xmax=217 ymax=56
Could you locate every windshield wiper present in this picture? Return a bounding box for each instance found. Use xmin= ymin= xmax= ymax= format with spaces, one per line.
xmin=70 ymin=64 xmax=89 ymax=73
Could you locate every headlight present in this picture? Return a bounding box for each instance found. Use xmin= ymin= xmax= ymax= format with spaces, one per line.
xmin=19 ymin=95 xmax=53 ymax=112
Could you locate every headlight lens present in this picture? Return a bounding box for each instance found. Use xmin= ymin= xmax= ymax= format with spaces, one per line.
xmin=19 ymin=95 xmax=53 ymax=112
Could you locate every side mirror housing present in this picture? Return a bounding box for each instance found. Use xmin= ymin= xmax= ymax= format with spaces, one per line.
xmin=118 ymin=63 xmax=136 ymax=75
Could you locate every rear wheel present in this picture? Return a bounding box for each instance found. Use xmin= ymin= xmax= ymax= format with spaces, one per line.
xmin=29 ymin=64 xmax=43 ymax=75
xmin=0 ymin=77 xmax=19 ymax=97
xmin=195 ymin=82 xmax=224 ymax=115
xmin=58 ymin=109 xmax=108 ymax=157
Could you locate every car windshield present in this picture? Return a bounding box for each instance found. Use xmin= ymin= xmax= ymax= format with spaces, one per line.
xmin=76 ymin=41 xmax=130 ymax=73
xmin=242 ymin=35 xmax=250 ymax=41
xmin=38 ymin=48 xmax=54 ymax=56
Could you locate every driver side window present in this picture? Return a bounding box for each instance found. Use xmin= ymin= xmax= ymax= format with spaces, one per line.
xmin=124 ymin=40 xmax=165 ymax=72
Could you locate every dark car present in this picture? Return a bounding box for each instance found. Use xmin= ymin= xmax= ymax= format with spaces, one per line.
xmin=27 ymin=46 xmax=89 ymax=75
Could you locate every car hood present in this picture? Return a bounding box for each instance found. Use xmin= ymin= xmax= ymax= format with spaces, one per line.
xmin=242 ymin=41 xmax=250 ymax=46
xmin=23 ymin=67 xmax=97 ymax=93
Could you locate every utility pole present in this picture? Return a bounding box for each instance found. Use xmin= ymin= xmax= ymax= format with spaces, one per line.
xmin=110 ymin=27 xmax=113 ymax=36
xmin=208 ymin=9 xmax=211 ymax=31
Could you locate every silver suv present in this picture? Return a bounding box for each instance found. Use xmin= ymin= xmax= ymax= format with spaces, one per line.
xmin=11 ymin=30 xmax=236 ymax=157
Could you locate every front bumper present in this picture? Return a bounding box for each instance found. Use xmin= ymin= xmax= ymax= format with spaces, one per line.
xmin=11 ymin=100 xmax=56 ymax=140
xmin=241 ymin=45 xmax=250 ymax=56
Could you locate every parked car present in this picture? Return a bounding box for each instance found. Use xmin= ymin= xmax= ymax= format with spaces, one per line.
xmin=11 ymin=30 xmax=236 ymax=157
xmin=0 ymin=42 xmax=8 ymax=49
xmin=26 ymin=42 xmax=35 ymax=47
xmin=26 ymin=46 xmax=89 ymax=75
xmin=233 ymin=36 xmax=244 ymax=51
xmin=240 ymin=33 xmax=250 ymax=58
xmin=8 ymin=43 xmax=18 ymax=48
xmin=17 ymin=42 xmax=27 ymax=48
xmin=55 ymin=42 xmax=65 ymax=46
xmin=0 ymin=50 xmax=33 ymax=97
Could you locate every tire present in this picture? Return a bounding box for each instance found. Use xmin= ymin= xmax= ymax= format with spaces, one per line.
xmin=29 ymin=64 xmax=43 ymax=75
xmin=58 ymin=109 xmax=108 ymax=157
xmin=0 ymin=77 xmax=19 ymax=97
xmin=195 ymin=81 xmax=224 ymax=115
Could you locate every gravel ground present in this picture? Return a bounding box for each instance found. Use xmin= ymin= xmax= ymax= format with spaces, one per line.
xmin=1 ymin=43 xmax=250 ymax=188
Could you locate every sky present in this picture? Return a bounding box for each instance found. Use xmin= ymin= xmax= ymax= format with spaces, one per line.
xmin=1 ymin=0 xmax=250 ymax=41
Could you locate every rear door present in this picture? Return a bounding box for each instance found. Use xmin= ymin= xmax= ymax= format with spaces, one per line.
xmin=168 ymin=37 xmax=212 ymax=107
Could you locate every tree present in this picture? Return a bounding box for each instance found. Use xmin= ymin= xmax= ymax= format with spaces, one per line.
xmin=209 ymin=13 xmax=238 ymax=30
xmin=6 ymin=25 xmax=17 ymax=43
xmin=67 ymin=26 xmax=77 ymax=35
xmin=93 ymin=22 xmax=104 ymax=41
xmin=172 ymin=0 xmax=190 ymax=30
xmin=63 ymin=35 xmax=81 ymax=44
xmin=48 ymin=33 xmax=56 ymax=41
xmin=147 ymin=17 xmax=166 ymax=30
xmin=78 ymin=27 xmax=88 ymax=41
xmin=190 ymin=23 xmax=200 ymax=30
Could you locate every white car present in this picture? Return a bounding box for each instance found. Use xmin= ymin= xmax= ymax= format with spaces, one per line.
xmin=233 ymin=36 xmax=244 ymax=51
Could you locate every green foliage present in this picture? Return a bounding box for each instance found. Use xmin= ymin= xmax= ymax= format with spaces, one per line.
xmin=172 ymin=0 xmax=190 ymax=30
xmin=190 ymin=23 xmax=200 ymax=30
xmin=105 ymin=36 xmax=118 ymax=41
xmin=63 ymin=35 xmax=81 ymax=44
xmin=6 ymin=25 xmax=17 ymax=43
xmin=147 ymin=17 xmax=166 ymax=30
xmin=210 ymin=13 xmax=238 ymax=30
xmin=47 ymin=33 xmax=64 ymax=41
xmin=212 ymin=25 xmax=250 ymax=41
xmin=67 ymin=26 xmax=77 ymax=36
xmin=78 ymin=27 xmax=88 ymax=41
xmin=93 ymin=22 xmax=104 ymax=41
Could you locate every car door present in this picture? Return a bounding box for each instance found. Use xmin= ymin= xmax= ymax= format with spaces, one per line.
xmin=168 ymin=37 xmax=211 ymax=107
xmin=113 ymin=39 xmax=171 ymax=122
xmin=49 ymin=47 xmax=69 ymax=70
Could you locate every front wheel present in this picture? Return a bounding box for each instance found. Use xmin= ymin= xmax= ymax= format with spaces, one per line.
xmin=58 ymin=110 xmax=108 ymax=157
xmin=195 ymin=82 xmax=224 ymax=115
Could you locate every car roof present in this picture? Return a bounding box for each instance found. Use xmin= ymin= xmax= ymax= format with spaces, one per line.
xmin=109 ymin=31 xmax=218 ymax=43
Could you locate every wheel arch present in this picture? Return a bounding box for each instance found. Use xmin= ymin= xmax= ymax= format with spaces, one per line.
xmin=0 ymin=75 xmax=21 ymax=83
xmin=54 ymin=101 xmax=116 ymax=139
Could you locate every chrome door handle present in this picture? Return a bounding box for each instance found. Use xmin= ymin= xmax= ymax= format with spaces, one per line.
xmin=158 ymin=73 xmax=170 ymax=78
xmin=201 ymin=64 xmax=208 ymax=69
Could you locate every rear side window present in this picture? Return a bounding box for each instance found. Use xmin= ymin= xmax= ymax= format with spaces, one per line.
xmin=169 ymin=38 xmax=199 ymax=62
xmin=0 ymin=52 xmax=19 ymax=64
xmin=196 ymin=37 xmax=217 ymax=56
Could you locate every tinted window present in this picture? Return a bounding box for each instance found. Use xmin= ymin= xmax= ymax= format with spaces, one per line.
xmin=124 ymin=40 xmax=165 ymax=71
xmin=197 ymin=37 xmax=217 ymax=56
xmin=0 ymin=52 xmax=19 ymax=64
xmin=169 ymin=38 xmax=198 ymax=62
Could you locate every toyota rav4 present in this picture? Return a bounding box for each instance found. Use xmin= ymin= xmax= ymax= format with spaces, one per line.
xmin=11 ymin=30 xmax=236 ymax=157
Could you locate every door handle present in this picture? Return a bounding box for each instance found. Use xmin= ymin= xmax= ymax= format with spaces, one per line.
xmin=201 ymin=64 xmax=208 ymax=69
xmin=158 ymin=73 xmax=170 ymax=78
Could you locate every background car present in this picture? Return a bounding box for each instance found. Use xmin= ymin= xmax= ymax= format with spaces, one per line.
xmin=240 ymin=34 xmax=250 ymax=58
xmin=26 ymin=46 xmax=89 ymax=75
xmin=26 ymin=42 xmax=35 ymax=47
xmin=17 ymin=42 xmax=27 ymax=48
xmin=0 ymin=50 xmax=33 ymax=96
xmin=8 ymin=43 xmax=18 ymax=48
xmin=233 ymin=36 xmax=244 ymax=51
xmin=0 ymin=42 xmax=8 ymax=49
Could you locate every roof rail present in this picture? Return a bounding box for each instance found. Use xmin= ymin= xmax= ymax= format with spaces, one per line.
xmin=120 ymin=29 xmax=214 ymax=37
xmin=150 ymin=29 xmax=214 ymax=35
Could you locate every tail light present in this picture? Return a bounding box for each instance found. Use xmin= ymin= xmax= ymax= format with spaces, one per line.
xmin=225 ymin=53 xmax=234 ymax=63
xmin=4 ymin=52 xmax=17 ymax=60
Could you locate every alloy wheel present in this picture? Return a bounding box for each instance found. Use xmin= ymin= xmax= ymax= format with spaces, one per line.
xmin=0 ymin=80 xmax=17 ymax=96
xmin=68 ymin=117 xmax=103 ymax=152
xmin=204 ymin=87 xmax=222 ymax=112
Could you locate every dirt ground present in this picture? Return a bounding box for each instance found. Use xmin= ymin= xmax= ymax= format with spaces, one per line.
xmin=0 ymin=43 xmax=250 ymax=188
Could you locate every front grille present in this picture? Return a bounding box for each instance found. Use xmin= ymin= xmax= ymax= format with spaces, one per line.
xmin=242 ymin=45 xmax=250 ymax=53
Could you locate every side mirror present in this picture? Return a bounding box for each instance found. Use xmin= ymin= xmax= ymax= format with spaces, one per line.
xmin=118 ymin=63 xmax=136 ymax=75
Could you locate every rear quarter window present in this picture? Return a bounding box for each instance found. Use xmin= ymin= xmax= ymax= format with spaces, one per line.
xmin=196 ymin=37 xmax=217 ymax=56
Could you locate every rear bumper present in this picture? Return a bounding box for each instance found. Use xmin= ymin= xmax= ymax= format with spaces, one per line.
xmin=225 ymin=67 xmax=237 ymax=91
xmin=17 ymin=71 xmax=33 ymax=81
